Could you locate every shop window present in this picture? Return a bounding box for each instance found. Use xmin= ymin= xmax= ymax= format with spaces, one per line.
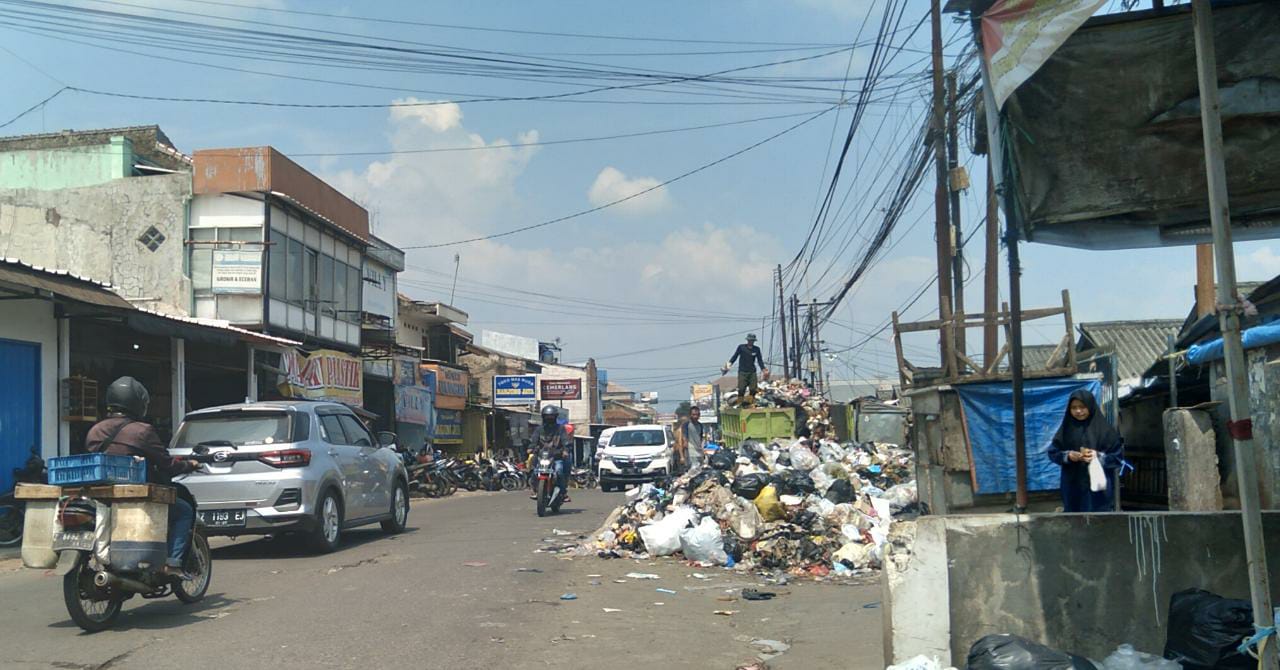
xmin=268 ymin=228 xmax=287 ymax=302
xmin=347 ymin=263 xmax=361 ymax=323
xmin=190 ymin=228 xmax=215 ymax=292
xmin=137 ymin=225 xmax=166 ymax=252
xmin=287 ymin=238 xmax=303 ymax=304
xmin=334 ymin=261 xmax=348 ymax=323
xmin=304 ymin=249 xmax=318 ymax=311
xmin=319 ymin=253 xmax=335 ymax=316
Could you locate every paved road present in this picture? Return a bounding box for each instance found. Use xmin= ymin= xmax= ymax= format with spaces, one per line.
xmin=0 ymin=489 xmax=883 ymax=669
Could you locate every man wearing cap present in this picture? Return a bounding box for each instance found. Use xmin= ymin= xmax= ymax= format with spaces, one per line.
xmin=723 ymin=334 xmax=767 ymax=405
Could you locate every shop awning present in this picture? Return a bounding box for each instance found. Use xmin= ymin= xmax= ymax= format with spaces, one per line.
xmin=0 ymin=258 xmax=133 ymax=309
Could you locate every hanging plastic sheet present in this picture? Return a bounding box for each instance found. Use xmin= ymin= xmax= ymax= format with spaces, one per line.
xmin=956 ymin=378 xmax=1102 ymax=494
xmin=1186 ymin=320 xmax=1280 ymax=366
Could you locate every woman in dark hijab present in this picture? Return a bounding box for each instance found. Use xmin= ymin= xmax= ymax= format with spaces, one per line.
xmin=1047 ymin=389 xmax=1124 ymax=512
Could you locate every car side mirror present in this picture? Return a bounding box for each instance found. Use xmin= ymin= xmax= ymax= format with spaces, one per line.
xmin=377 ymin=431 xmax=398 ymax=448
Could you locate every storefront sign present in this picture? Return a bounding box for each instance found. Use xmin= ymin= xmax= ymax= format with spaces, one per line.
xmin=434 ymin=408 xmax=463 ymax=444
xmin=279 ymin=348 xmax=362 ymax=406
xmin=393 ymin=356 xmax=433 ymax=426
xmin=212 ymin=249 xmax=262 ymax=294
xmin=540 ymin=378 xmax=582 ymax=401
xmin=691 ymin=384 xmax=716 ymax=420
xmin=423 ymin=364 xmax=469 ymax=410
xmin=493 ymin=375 xmax=537 ymax=406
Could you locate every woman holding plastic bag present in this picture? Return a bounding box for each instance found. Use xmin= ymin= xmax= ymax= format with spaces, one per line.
xmin=1047 ymin=389 xmax=1124 ymax=512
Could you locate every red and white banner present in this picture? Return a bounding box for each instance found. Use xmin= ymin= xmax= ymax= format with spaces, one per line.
xmin=279 ymin=348 xmax=363 ymax=406
xmin=981 ymin=0 xmax=1107 ymax=110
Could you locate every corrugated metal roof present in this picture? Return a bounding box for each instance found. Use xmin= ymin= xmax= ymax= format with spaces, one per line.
xmin=1078 ymin=319 xmax=1182 ymax=382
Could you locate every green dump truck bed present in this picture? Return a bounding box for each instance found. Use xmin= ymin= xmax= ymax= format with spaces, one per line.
xmin=719 ymin=407 xmax=796 ymax=448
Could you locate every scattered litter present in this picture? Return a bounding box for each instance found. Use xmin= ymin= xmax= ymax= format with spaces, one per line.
xmin=552 ymin=529 xmax=574 ymax=536
xmin=515 ymin=568 xmax=542 ymax=573
xmin=715 ymin=610 xmax=739 ymax=616
xmin=559 ymin=593 xmax=577 ymax=601
xmin=736 ymin=663 xmax=770 ymax=670
xmin=886 ymin=655 xmax=950 ymax=670
xmin=490 ymin=637 xmax=505 ymax=644
xmin=462 ymin=561 xmax=489 ymax=568
xmin=863 ymin=601 xmax=881 ymax=609
xmin=602 ymin=608 xmax=622 ymax=613
xmin=625 ymin=572 xmax=660 ymax=580
xmin=589 ymin=580 xmax=602 ymax=586
xmin=656 ymin=588 xmax=677 ymax=594
xmin=717 ymin=596 xmax=739 ymax=603
xmin=613 ymin=579 xmax=627 ymax=584
xmin=750 ymin=639 xmax=791 ymax=659
xmin=691 ymin=573 xmax=711 ymax=580
xmin=741 ymin=589 xmax=777 ymax=601
xmin=587 ymin=574 xmax=603 ymax=578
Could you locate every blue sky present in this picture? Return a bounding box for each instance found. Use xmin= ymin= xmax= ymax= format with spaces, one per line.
xmin=2 ymin=0 xmax=1272 ymax=406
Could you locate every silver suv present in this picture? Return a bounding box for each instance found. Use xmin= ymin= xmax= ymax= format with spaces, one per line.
xmin=170 ymin=401 xmax=410 ymax=553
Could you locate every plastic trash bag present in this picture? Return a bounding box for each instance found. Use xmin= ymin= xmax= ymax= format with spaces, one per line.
xmin=825 ymin=479 xmax=855 ymax=504
xmin=810 ymin=467 xmax=835 ymax=495
xmin=776 ymin=470 xmax=817 ymax=496
xmin=731 ymin=473 xmax=770 ymax=501
xmin=723 ymin=498 xmax=763 ymax=539
xmin=884 ymin=482 xmax=918 ymax=510
xmin=887 ymin=655 xmax=951 ymax=670
xmin=967 ymin=635 xmax=1098 ymax=670
xmin=1100 ymin=644 xmax=1181 ymax=670
xmin=638 ymin=505 xmax=697 ymax=557
xmin=1163 ymin=588 xmax=1254 ymax=670
xmin=679 ymin=516 xmax=728 ymax=565
xmin=709 ymin=449 xmax=737 ymax=471
xmin=789 ymin=445 xmax=820 ymax=472
xmin=754 ymin=484 xmax=786 ymax=522
xmin=818 ymin=442 xmax=847 ymax=464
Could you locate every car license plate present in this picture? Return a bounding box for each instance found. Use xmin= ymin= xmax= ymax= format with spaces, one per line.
xmin=198 ymin=509 xmax=247 ymax=528
xmin=624 ymin=467 xmax=640 ymax=474
xmin=52 ymin=530 xmax=94 ymax=551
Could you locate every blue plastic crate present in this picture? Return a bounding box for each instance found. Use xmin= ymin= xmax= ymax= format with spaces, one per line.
xmin=48 ymin=453 xmax=146 ymax=486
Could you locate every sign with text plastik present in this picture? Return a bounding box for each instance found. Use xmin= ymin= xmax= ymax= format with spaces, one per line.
xmin=540 ymin=378 xmax=582 ymax=401
xmin=278 ymin=348 xmax=363 ymax=406
xmin=493 ymin=375 xmax=537 ymax=406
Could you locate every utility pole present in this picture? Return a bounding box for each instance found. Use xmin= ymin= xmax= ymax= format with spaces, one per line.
xmin=791 ymin=296 xmax=802 ymax=381
xmin=777 ymin=265 xmax=790 ymax=382
xmin=984 ymin=159 xmax=1000 ymax=365
xmin=930 ymin=0 xmax=955 ymax=373
xmin=806 ymin=303 xmax=816 ymax=387
xmin=947 ymin=70 xmax=967 ymax=360
xmin=1191 ymin=3 xmax=1276 ymax=668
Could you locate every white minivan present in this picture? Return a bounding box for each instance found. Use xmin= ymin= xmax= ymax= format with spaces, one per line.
xmin=596 ymin=424 xmax=674 ymax=492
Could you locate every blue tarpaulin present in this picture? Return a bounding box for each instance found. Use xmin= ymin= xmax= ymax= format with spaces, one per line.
xmin=955 ymin=378 xmax=1102 ymax=494
xmin=1186 ymin=320 xmax=1280 ymax=365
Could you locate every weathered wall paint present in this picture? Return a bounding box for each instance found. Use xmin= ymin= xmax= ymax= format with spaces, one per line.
xmin=0 ymin=136 xmax=133 ymax=190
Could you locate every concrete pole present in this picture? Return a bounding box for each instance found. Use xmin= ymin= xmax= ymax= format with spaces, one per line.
xmin=171 ymin=338 xmax=186 ymax=425
xmin=777 ymin=265 xmax=790 ymax=382
xmin=1192 ymin=3 xmax=1276 ymax=666
xmin=246 ymin=345 xmax=258 ymax=403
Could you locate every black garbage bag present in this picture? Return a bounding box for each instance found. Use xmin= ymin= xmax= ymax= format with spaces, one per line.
xmin=709 ymin=449 xmax=736 ymax=471
xmin=722 ymin=530 xmax=744 ymax=562
xmin=731 ymin=473 xmax=770 ymax=501
xmin=1164 ymin=588 xmax=1254 ymax=670
xmin=775 ymin=470 xmax=816 ymax=496
xmin=967 ymin=634 xmax=1097 ymax=670
xmin=825 ymin=479 xmax=855 ymax=504
xmin=689 ymin=468 xmax=728 ymax=490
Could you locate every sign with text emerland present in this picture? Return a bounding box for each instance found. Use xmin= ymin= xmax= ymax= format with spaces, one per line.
xmin=540 ymin=378 xmax=582 ymax=401
xmin=493 ymin=375 xmax=537 ymax=406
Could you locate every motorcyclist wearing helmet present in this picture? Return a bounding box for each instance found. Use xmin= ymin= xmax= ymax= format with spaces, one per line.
xmin=530 ymin=405 xmax=572 ymax=503
xmin=85 ymin=376 xmax=199 ymax=578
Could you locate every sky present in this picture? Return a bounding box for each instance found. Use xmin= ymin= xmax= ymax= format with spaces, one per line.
xmin=2 ymin=0 xmax=1270 ymax=410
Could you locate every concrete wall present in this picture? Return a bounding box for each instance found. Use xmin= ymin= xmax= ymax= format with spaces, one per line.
xmin=1210 ymin=345 xmax=1280 ymax=508
xmin=0 ymin=174 xmax=192 ymax=315
xmin=883 ymin=512 xmax=1280 ymax=667
xmin=0 ymin=137 xmax=132 ymax=190
xmin=0 ymin=300 xmax=59 ymax=460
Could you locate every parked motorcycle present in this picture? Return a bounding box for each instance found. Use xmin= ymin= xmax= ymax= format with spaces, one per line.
xmin=533 ymin=448 xmax=565 ymax=517
xmin=571 ymin=466 xmax=597 ymax=490
xmin=0 ymin=447 xmax=47 ymax=547
xmin=497 ymin=460 xmax=526 ymax=492
xmin=56 ymin=448 xmax=216 ymax=632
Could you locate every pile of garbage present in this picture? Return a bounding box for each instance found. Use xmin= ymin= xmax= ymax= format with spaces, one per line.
xmin=723 ymin=379 xmax=833 ymax=435
xmin=577 ymin=438 xmax=917 ymax=576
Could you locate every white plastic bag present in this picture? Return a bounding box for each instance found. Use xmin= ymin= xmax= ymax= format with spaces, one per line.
xmin=817 ymin=442 xmax=847 ymax=464
xmin=883 ymin=482 xmax=918 ymax=511
xmin=789 ymin=445 xmax=820 ymax=472
xmin=679 ymin=516 xmax=728 ymax=565
xmin=1100 ymin=644 xmax=1180 ymax=670
xmin=887 ymin=655 xmax=952 ymax=670
xmin=724 ymin=498 xmax=762 ymax=540
xmin=638 ymin=505 xmax=696 ymax=556
xmin=1089 ymin=456 xmax=1108 ymax=492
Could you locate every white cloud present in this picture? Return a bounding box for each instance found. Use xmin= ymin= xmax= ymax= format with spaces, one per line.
xmin=1241 ymin=245 xmax=1280 ymax=279
xmin=587 ymin=166 xmax=671 ymax=214
xmin=390 ymin=99 xmax=463 ymax=133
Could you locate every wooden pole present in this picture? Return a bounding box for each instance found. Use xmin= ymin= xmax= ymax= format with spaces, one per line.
xmin=1192 ymin=3 xmax=1276 ymax=666
xmin=984 ymin=159 xmax=1000 ymax=366
xmin=1195 ymin=243 xmax=1216 ymax=318
xmin=947 ymin=71 xmax=966 ymax=359
xmin=777 ymin=265 xmax=789 ymax=381
xmin=931 ymin=0 xmax=954 ymax=372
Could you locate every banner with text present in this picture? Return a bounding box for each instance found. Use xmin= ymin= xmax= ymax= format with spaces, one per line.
xmin=494 ymin=375 xmax=537 ymax=406
xmin=540 ymin=378 xmax=582 ymax=401
xmin=212 ymin=249 xmax=262 ymax=294
xmin=279 ymin=348 xmax=362 ymax=406
xmin=423 ymin=364 xmax=469 ymax=410
xmin=434 ymin=408 xmax=464 ymax=445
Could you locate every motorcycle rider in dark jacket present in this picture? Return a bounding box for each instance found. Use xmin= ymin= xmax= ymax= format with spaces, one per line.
xmin=85 ymin=376 xmax=199 ymax=578
xmin=529 ymin=405 xmax=572 ymax=503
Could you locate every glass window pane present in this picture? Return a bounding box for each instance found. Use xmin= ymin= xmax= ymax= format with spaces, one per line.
xmin=191 ymin=228 xmax=215 ymax=241
xmin=191 ymin=247 xmax=212 ymax=291
xmin=304 ymin=249 xmax=318 ymax=311
xmin=347 ymin=264 xmax=361 ymax=322
xmin=338 ymin=415 xmax=372 ymax=447
xmin=287 ymin=238 xmax=303 ymax=303
xmin=269 ymin=230 xmax=287 ymax=301
xmin=319 ymin=254 xmax=335 ymax=316
xmin=319 ymin=415 xmax=346 ymax=445
xmin=334 ymin=262 xmax=347 ymax=323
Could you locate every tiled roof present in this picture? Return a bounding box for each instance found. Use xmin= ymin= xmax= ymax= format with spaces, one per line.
xmin=1078 ymin=319 xmax=1183 ymax=381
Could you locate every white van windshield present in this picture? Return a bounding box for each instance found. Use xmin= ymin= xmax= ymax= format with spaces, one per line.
xmin=608 ymin=429 xmax=665 ymax=447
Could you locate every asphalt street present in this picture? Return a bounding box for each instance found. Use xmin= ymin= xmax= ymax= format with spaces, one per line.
xmin=0 ymin=489 xmax=883 ymax=669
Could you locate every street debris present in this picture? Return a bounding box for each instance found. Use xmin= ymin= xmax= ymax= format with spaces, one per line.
xmin=750 ymin=639 xmax=791 ymax=660
xmin=602 ymin=608 xmax=622 ymax=613
xmin=559 ymin=593 xmax=577 ymax=601
xmin=736 ymin=662 xmax=770 ymax=670
xmin=515 ymin=567 xmax=543 ymax=573
xmin=886 ymin=655 xmax=952 ymax=670
xmin=741 ymin=588 xmax=776 ymax=601
xmin=552 ymin=529 xmax=574 ymax=536
xmin=625 ymin=572 xmax=660 ymax=580
xmin=462 ymin=561 xmax=489 ymax=568
xmin=714 ymin=610 xmax=739 ymax=616
xmin=656 ymin=587 xmax=677 ymax=594
xmin=572 ymin=434 xmax=917 ymax=577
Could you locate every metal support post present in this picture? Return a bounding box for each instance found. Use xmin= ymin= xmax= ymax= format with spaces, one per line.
xmin=777 ymin=265 xmax=790 ymax=381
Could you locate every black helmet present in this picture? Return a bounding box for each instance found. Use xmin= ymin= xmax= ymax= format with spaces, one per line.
xmin=540 ymin=405 xmax=559 ymax=423
xmin=105 ymin=376 xmax=150 ymax=419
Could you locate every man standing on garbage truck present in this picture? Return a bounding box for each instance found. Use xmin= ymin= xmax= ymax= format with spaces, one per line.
xmin=723 ymin=334 xmax=767 ymax=404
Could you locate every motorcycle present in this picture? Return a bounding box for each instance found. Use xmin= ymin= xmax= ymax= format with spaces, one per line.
xmin=533 ymin=448 xmax=565 ymax=517
xmin=439 ymin=457 xmax=481 ymax=492
xmin=571 ymin=465 xmax=597 ymax=490
xmin=497 ymin=460 xmax=526 ymax=492
xmin=56 ymin=447 xmax=216 ymax=632
xmin=0 ymin=447 xmax=47 ymax=547
xmin=406 ymin=451 xmax=456 ymax=498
